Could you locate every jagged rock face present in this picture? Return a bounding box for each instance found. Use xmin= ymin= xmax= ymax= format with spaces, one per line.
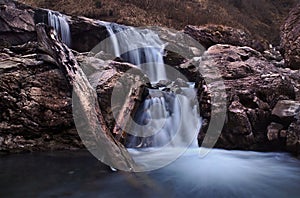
xmin=0 ymin=44 xmax=82 ymax=152
xmin=78 ymin=56 xmax=150 ymax=141
xmin=0 ymin=0 xmax=36 ymax=47
xmin=271 ymin=100 xmax=300 ymax=154
xmin=281 ymin=3 xmax=300 ymax=70
xmin=184 ymin=25 xmax=268 ymax=52
xmin=199 ymin=44 xmax=299 ymax=150
xmin=69 ymin=16 xmax=108 ymax=52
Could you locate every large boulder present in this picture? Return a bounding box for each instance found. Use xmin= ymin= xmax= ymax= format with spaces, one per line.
xmin=70 ymin=16 xmax=108 ymax=52
xmin=270 ymin=100 xmax=300 ymax=154
xmin=199 ymin=44 xmax=299 ymax=151
xmin=280 ymin=3 xmax=300 ymax=70
xmin=77 ymin=55 xmax=150 ymax=143
xmin=184 ymin=25 xmax=268 ymax=52
xmin=0 ymin=0 xmax=36 ymax=47
xmin=0 ymin=43 xmax=82 ymax=152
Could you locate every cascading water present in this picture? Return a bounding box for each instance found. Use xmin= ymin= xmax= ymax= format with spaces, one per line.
xmin=48 ymin=11 xmax=71 ymax=46
xmin=100 ymin=22 xmax=167 ymax=82
xmin=100 ymin=22 xmax=202 ymax=171
xmin=127 ymin=88 xmax=200 ymax=149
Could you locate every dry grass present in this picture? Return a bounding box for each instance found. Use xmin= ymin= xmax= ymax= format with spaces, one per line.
xmin=19 ymin=0 xmax=298 ymax=44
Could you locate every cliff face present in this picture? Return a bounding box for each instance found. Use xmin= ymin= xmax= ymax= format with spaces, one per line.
xmin=19 ymin=0 xmax=298 ymax=45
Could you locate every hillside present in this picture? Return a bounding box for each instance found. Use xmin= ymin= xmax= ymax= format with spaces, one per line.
xmin=20 ymin=0 xmax=298 ymax=45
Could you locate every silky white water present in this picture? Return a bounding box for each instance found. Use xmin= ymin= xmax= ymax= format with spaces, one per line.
xmin=100 ymin=22 xmax=167 ymax=82
xmin=48 ymin=11 xmax=71 ymax=46
xmin=127 ymin=89 xmax=200 ymax=149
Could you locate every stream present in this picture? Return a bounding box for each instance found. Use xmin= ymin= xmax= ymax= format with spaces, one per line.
xmin=1 ymin=149 xmax=300 ymax=197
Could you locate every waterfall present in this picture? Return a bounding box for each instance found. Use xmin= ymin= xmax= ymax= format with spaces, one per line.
xmin=96 ymin=21 xmax=202 ymax=171
xmin=127 ymin=88 xmax=201 ymax=148
xmin=99 ymin=21 xmax=201 ymax=152
xmin=48 ymin=11 xmax=71 ymax=46
xmin=100 ymin=22 xmax=167 ymax=82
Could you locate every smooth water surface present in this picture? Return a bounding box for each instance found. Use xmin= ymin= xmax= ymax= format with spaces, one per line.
xmin=1 ymin=149 xmax=300 ymax=198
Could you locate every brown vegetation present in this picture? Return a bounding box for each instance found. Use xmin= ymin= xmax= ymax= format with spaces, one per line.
xmin=19 ymin=0 xmax=297 ymax=44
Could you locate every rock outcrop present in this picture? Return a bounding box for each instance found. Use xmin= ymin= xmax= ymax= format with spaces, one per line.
xmin=33 ymin=5 xmax=108 ymax=52
xmin=281 ymin=3 xmax=300 ymax=70
xmin=184 ymin=25 xmax=268 ymax=52
xmin=0 ymin=0 xmax=36 ymax=47
xmin=198 ymin=44 xmax=300 ymax=151
xmin=271 ymin=100 xmax=300 ymax=154
xmin=78 ymin=55 xmax=150 ymax=143
xmin=0 ymin=42 xmax=81 ymax=152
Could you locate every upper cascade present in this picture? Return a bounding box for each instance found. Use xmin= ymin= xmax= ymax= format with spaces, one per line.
xmin=100 ymin=21 xmax=167 ymax=82
xmin=48 ymin=11 xmax=71 ymax=47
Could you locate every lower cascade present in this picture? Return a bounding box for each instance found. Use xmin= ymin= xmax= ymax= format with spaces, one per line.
xmin=127 ymin=88 xmax=200 ymax=149
xmin=48 ymin=11 xmax=71 ymax=46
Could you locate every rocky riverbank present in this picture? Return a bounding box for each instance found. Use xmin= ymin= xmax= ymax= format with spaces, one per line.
xmin=0 ymin=0 xmax=299 ymax=155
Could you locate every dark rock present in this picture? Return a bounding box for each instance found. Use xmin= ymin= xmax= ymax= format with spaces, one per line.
xmin=280 ymin=3 xmax=300 ymax=70
xmin=163 ymin=50 xmax=187 ymax=67
xmin=0 ymin=44 xmax=82 ymax=152
xmin=184 ymin=25 xmax=268 ymax=52
xmin=286 ymin=109 xmax=300 ymax=154
xmin=267 ymin=122 xmax=284 ymax=141
xmin=69 ymin=16 xmax=108 ymax=52
xmin=0 ymin=0 xmax=36 ymax=47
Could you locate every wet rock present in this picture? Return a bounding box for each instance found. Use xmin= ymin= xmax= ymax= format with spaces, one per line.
xmin=267 ymin=123 xmax=284 ymax=141
xmin=287 ymin=110 xmax=300 ymax=154
xmin=280 ymin=3 xmax=300 ymax=70
xmin=272 ymin=100 xmax=300 ymax=121
xmin=153 ymin=80 xmax=172 ymax=88
xmin=174 ymin=78 xmax=189 ymax=87
xmin=184 ymin=25 xmax=268 ymax=52
xmin=2 ymin=0 xmax=109 ymax=53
